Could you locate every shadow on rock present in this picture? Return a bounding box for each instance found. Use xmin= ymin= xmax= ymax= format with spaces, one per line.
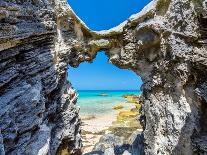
xmin=84 ymin=133 xmax=144 ymax=155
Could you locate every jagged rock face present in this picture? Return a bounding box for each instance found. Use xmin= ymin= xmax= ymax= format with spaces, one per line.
xmin=0 ymin=0 xmax=207 ymax=155
xmin=89 ymin=1 xmax=207 ymax=154
xmin=0 ymin=0 xmax=88 ymax=154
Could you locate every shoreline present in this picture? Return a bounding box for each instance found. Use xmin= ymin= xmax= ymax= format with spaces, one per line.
xmin=80 ymin=97 xmax=142 ymax=154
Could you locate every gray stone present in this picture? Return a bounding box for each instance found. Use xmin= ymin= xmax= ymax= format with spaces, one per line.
xmin=0 ymin=0 xmax=207 ymax=155
xmin=93 ymin=134 xmax=124 ymax=153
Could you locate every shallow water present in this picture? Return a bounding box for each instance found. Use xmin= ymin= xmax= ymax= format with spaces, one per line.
xmin=77 ymin=90 xmax=141 ymax=116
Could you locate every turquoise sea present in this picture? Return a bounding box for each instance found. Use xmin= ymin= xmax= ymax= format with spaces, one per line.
xmin=77 ymin=90 xmax=141 ymax=116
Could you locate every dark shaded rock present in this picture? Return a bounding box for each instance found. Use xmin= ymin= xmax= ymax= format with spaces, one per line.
xmin=98 ymin=93 xmax=109 ymax=97
xmin=92 ymin=134 xmax=125 ymax=155
xmin=90 ymin=132 xmax=144 ymax=155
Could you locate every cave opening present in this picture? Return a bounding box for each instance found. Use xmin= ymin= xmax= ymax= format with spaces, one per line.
xmin=67 ymin=51 xmax=143 ymax=153
xmin=65 ymin=0 xmax=151 ymax=154
xmin=1 ymin=0 xmax=206 ymax=154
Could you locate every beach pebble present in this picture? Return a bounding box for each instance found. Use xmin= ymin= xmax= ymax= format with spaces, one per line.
xmin=104 ymin=148 xmax=115 ymax=155
xmin=122 ymin=150 xmax=131 ymax=155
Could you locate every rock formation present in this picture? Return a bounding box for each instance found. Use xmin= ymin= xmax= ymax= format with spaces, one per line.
xmin=0 ymin=0 xmax=85 ymax=154
xmin=0 ymin=0 xmax=207 ymax=154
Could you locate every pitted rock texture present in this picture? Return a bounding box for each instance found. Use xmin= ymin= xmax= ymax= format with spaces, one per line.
xmin=0 ymin=0 xmax=207 ymax=155
xmin=88 ymin=1 xmax=207 ymax=154
xmin=0 ymin=0 xmax=87 ymax=154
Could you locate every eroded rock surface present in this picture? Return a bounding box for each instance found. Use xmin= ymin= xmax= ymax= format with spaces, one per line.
xmin=0 ymin=0 xmax=207 ymax=154
xmin=0 ymin=0 xmax=86 ymax=154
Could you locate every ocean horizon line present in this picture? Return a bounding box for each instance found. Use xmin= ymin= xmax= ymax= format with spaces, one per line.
xmin=76 ymin=89 xmax=141 ymax=91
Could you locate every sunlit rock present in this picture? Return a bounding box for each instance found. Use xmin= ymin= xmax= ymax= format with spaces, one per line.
xmin=0 ymin=0 xmax=207 ymax=154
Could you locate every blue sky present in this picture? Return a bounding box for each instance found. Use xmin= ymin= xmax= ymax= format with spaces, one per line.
xmin=67 ymin=0 xmax=151 ymax=90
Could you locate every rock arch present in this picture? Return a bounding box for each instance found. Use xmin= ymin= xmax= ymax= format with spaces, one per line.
xmin=0 ymin=0 xmax=207 ymax=155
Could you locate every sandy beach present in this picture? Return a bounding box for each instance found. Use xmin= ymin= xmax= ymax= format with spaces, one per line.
xmin=80 ymin=105 xmax=141 ymax=153
xmin=76 ymin=91 xmax=142 ymax=154
xmin=81 ymin=113 xmax=118 ymax=153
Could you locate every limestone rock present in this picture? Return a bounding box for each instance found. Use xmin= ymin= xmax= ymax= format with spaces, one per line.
xmin=92 ymin=134 xmax=125 ymax=155
xmin=0 ymin=0 xmax=84 ymax=154
xmin=0 ymin=0 xmax=207 ymax=154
